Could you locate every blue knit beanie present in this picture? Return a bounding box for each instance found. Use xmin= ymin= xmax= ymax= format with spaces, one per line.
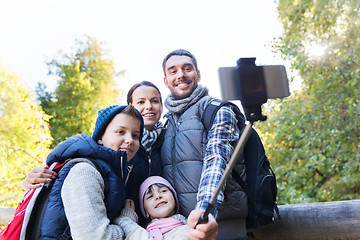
xmin=92 ymin=105 xmax=144 ymax=142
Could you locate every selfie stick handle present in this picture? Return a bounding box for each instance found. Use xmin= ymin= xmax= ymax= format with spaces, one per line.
xmin=195 ymin=122 xmax=253 ymax=227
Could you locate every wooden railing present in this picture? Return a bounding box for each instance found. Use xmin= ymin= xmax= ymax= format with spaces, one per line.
xmin=1 ymin=200 xmax=360 ymax=239
xmin=249 ymin=199 xmax=360 ymax=239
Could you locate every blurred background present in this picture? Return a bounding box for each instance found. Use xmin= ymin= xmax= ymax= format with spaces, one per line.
xmin=0 ymin=0 xmax=358 ymax=218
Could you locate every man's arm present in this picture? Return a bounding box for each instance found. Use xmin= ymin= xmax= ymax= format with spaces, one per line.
xmin=195 ymin=105 xmax=240 ymax=217
xmin=186 ymin=210 xmax=218 ymax=240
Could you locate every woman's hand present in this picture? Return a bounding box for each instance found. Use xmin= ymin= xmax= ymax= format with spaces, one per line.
xmin=185 ymin=210 xmax=218 ymax=240
xmin=22 ymin=166 xmax=57 ymax=190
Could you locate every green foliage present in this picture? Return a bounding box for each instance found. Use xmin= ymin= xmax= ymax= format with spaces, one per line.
xmin=38 ymin=36 xmax=123 ymax=146
xmin=257 ymin=0 xmax=360 ymax=204
xmin=0 ymin=64 xmax=52 ymax=207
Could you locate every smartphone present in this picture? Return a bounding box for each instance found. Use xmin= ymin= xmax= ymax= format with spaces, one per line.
xmin=218 ymin=64 xmax=290 ymax=102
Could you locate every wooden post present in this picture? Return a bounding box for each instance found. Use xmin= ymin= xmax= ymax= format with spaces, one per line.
xmin=249 ymin=200 xmax=360 ymax=240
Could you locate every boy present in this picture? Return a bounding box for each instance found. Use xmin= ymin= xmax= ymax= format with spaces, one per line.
xmin=39 ymin=105 xmax=143 ymax=239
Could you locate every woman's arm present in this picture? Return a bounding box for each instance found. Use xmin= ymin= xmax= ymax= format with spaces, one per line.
xmin=22 ymin=166 xmax=57 ymax=190
xmin=61 ymin=162 xmax=124 ymax=240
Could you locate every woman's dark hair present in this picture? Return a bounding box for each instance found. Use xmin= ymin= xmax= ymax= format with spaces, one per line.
xmin=127 ymin=81 xmax=162 ymax=105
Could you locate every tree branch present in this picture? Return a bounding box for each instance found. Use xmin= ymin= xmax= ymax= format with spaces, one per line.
xmin=9 ymin=147 xmax=38 ymax=160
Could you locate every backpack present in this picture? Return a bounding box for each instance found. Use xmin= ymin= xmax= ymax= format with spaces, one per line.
xmin=202 ymin=99 xmax=280 ymax=229
xmin=0 ymin=159 xmax=105 ymax=240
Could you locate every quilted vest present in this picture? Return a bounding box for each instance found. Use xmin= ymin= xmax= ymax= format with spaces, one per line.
xmin=39 ymin=158 xmax=125 ymax=239
xmin=161 ymin=95 xmax=247 ymax=221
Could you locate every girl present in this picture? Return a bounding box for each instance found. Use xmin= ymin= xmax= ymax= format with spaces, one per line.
xmin=118 ymin=176 xmax=188 ymax=240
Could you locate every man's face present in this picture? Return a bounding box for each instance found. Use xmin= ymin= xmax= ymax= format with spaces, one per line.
xmin=97 ymin=113 xmax=140 ymax=161
xmin=163 ymin=55 xmax=200 ymax=100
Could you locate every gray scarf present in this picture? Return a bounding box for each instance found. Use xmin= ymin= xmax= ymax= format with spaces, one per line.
xmin=141 ymin=121 xmax=163 ymax=153
xmin=164 ymin=85 xmax=209 ymax=115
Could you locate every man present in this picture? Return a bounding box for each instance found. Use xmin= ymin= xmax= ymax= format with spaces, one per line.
xmin=161 ymin=49 xmax=248 ymax=240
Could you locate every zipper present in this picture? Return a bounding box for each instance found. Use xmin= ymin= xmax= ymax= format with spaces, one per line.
xmin=148 ymin=155 xmax=152 ymax=176
xmin=120 ymin=155 xmax=124 ymax=180
xmin=125 ymin=165 xmax=133 ymax=186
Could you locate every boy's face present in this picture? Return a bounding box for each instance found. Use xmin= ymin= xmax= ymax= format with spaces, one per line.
xmin=143 ymin=185 xmax=176 ymax=219
xmin=97 ymin=113 xmax=140 ymax=161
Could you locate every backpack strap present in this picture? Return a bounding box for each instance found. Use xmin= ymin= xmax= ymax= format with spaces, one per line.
xmin=202 ymin=99 xmax=223 ymax=133
xmin=202 ymin=99 xmax=245 ymax=133
xmin=231 ymin=167 xmax=248 ymax=194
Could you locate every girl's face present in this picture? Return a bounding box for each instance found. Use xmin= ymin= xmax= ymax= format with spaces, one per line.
xmin=143 ymin=184 xmax=176 ymax=219
xmin=97 ymin=113 xmax=140 ymax=161
xmin=131 ymin=85 xmax=163 ymax=131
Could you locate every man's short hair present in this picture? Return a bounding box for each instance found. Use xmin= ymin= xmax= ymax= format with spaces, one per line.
xmin=162 ymin=49 xmax=198 ymax=75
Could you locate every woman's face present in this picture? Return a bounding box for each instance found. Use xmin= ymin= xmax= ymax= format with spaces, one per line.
xmin=131 ymin=85 xmax=163 ymax=131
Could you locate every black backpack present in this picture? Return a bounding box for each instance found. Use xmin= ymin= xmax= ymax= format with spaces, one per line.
xmin=202 ymin=99 xmax=280 ymax=229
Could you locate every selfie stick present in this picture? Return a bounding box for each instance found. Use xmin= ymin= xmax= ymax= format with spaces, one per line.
xmin=195 ymin=122 xmax=253 ymax=227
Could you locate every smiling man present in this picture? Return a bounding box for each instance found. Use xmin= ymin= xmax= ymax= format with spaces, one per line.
xmin=163 ymin=54 xmax=201 ymax=100
xmin=161 ymin=49 xmax=248 ymax=240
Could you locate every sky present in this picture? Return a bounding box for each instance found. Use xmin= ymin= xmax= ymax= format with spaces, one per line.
xmin=0 ymin=0 xmax=286 ymax=103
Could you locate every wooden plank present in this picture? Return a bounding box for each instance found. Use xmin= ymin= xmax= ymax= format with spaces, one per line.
xmin=1 ymin=200 xmax=360 ymax=239
xmin=250 ymin=200 xmax=360 ymax=240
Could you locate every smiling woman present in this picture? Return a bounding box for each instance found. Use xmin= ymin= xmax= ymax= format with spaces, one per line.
xmin=127 ymin=81 xmax=163 ymax=131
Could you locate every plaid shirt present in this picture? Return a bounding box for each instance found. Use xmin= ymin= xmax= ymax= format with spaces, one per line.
xmin=195 ymin=105 xmax=240 ymax=217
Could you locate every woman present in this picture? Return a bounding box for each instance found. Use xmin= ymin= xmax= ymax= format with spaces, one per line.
xmin=124 ymin=81 xmax=165 ymax=225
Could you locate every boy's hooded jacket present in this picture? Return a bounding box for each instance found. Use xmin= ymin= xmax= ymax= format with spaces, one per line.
xmin=39 ymin=106 xmax=144 ymax=239
xmin=39 ymin=133 xmax=128 ymax=239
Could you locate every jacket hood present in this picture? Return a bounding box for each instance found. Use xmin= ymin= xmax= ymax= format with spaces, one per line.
xmin=47 ymin=133 xmax=128 ymax=178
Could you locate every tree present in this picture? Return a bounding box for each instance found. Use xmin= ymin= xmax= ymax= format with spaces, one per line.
xmin=0 ymin=64 xmax=52 ymax=206
xmin=38 ymin=36 xmax=123 ymax=146
xmin=256 ymin=0 xmax=360 ymax=204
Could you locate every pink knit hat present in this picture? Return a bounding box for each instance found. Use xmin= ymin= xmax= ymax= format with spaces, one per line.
xmin=139 ymin=176 xmax=179 ymax=218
